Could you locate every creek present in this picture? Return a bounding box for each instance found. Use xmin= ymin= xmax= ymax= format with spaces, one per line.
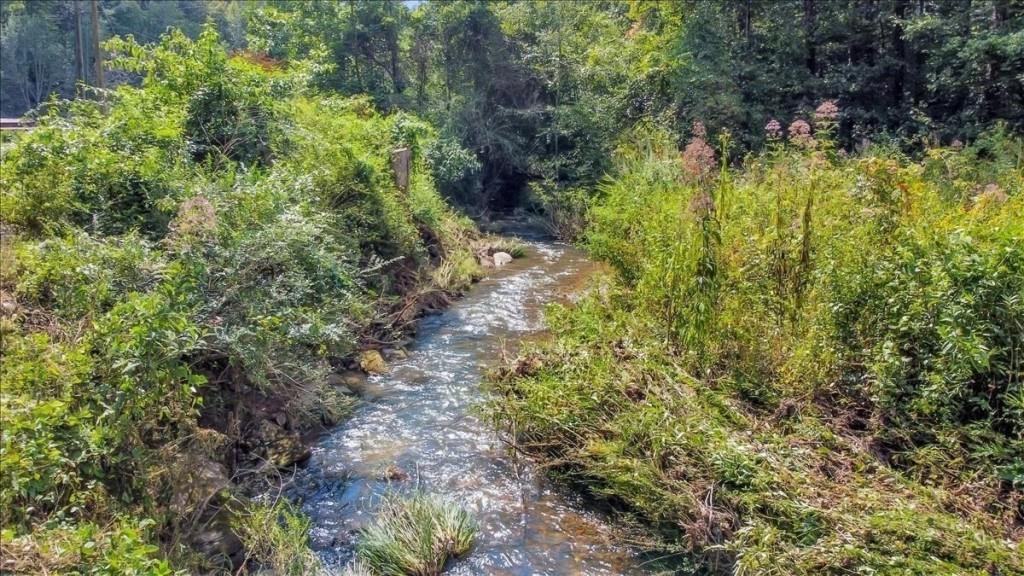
xmin=286 ymin=229 xmax=655 ymax=575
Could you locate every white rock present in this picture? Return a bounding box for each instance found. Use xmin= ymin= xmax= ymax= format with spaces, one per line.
xmin=492 ymin=251 xmax=513 ymax=267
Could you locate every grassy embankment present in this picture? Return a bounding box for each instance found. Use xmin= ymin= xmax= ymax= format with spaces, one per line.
xmin=492 ymin=119 xmax=1024 ymax=574
xmin=0 ymin=28 xmax=485 ymax=574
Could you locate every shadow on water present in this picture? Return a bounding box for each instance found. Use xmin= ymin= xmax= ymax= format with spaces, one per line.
xmin=285 ymin=225 xmax=688 ymax=575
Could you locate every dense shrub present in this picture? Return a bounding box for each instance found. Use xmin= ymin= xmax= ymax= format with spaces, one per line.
xmin=492 ymin=121 xmax=1024 ymax=573
xmin=0 ymin=28 xmax=478 ymax=573
xmin=834 ymin=217 xmax=1024 ymax=480
xmin=0 ymin=94 xmax=188 ymax=236
xmin=424 ymin=136 xmax=482 ymax=205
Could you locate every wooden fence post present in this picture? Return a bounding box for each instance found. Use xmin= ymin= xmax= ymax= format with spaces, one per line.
xmin=391 ymin=147 xmax=411 ymax=192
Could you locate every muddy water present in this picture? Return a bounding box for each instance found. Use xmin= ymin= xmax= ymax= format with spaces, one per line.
xmin=287 ymin=233 xmax=654 ymax=575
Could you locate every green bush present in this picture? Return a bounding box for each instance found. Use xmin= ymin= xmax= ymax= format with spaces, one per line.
xmin=0 ymin=26 xmax=478 ymax=574
xmin=492 ymin=125 xmax=1024 ymax=573
xmin=233 ymin=501 xmax=324 ymax=576
xmin=834 ymin=219 xmax=1024 ymax=477
xmin=424 ymin=136 xmax=482 ymax=205
xmin=0 ymin=94 xmax=187 ymax=236
xmin=0 ymin=518 xmax=179 ymax=576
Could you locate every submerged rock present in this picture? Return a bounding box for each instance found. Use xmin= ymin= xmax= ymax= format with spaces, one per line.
xmin=359 ymin=350 xmax=388 ymax=374
xmin=380 ymin=464 xmax=409 ymax=481
xmin=383 ymin=347 xmax=409 ymax=360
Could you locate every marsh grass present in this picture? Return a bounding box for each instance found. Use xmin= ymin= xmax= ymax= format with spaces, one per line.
xmin=356 ymin=493 xmax=477 ymax=576
xmin=341 ymin=559 xmax=376 ymax=576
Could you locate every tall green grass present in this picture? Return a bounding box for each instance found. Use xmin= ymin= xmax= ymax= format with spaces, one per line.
xmin=356 ymin=493 xmax=477 ymax=576
xmin=492 ymin=124 xmax=1024 ymax=574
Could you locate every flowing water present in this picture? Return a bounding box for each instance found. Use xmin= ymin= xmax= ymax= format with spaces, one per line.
xmin=285 ymin=230 xmax=659 ymax=575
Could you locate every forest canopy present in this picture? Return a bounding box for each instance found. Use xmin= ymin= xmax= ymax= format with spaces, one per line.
xmin=3 ymin=0 xmax=1022 ymax=210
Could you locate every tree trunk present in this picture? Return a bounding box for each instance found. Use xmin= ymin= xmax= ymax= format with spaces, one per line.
xmin=892 ymin=0 xmax=908 ymax=110
xmin=74 ymin=0 xmax=86 ymax=90
xmin=803 ymin=0 xmax=817 ymax=77
xmin=90 ymin=0 xmax=105 ymax=92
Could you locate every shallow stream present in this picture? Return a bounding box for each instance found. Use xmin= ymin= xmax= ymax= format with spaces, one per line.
xmin=287 ymin=231 xmax=656 ymax=575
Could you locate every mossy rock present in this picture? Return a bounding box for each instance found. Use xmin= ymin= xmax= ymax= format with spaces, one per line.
xmin=359 ymin=350 xmax=388 ymax=374
xmin=267 ymin=435 xmax=311 ymax=468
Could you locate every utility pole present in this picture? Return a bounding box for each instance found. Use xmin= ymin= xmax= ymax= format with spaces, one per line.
xmin=89 ymin=0 xmax=105 ymax=92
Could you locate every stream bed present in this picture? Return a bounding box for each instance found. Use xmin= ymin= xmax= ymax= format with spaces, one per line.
xmin=286 ymin=233 xmax=655 ymax=575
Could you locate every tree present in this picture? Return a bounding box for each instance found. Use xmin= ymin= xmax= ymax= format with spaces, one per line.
xmin=0 ymin=2 xmax=72 ymax=115
xmin=90 ymin=0 xmax=105 ymax=91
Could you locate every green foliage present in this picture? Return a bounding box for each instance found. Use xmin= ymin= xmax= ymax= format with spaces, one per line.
xmin=1 ymin=26 xmax=478 ymax=574
xmin=233 ymin=501 xmax=324 ymax=576
xmin=245 ymin=0 xmax=1024 ymax=214
xmin=356 ymin=493 xmax=477 ymax=576
xmin=107 ymin=26 xmax=296 ymax=167
xmin=0 ymin=0 xmax=253 ymax=116
xmin=0 ymin=92 xmax=187 ymax=236
xmin=830 ymin=201 xmax=1024 ymax=484
xmin=0 ymin=517 xmax=179 ymax=575
xmin=492 ymin=128 xmax=1024 ymax=573
xmin=424 ymin=136 xmax=481 ymax=204
xmin=0 ymin=1 xmax=73 ymax=114
xmin=2 ymin=3 xmax=1022 ymax=573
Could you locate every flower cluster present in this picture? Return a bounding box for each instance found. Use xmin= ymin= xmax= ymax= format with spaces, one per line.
xmin=975 ymin=183 xmax=1008 ymax=208
xmin=682 ymin=123 xmax=717 ymax=182
xmin=691 ymin=120 xmax=707 ymax=139
xmin=168 ymin=195 xmax=218 ymax=245
xmin=814 ymin=100 xmax=839 ymax=123
xmin=788 ymin=119 xmax=816 ymax=149
xmin=765 ymin=118 xmax=782 ymax=140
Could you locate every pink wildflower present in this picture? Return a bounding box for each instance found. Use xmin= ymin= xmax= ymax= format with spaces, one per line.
xmin=765 ymin=118 xmax=782 ymax=140
xmin=788 ymin=119 xmax=816 ymax=149
xmin=169 ymin=196 xmax=217 ymax=242
xmin=975 ymin=183 xmax=1008 ymax=206
xmin=814 ymin=100 xmax=839 ymax=123
xmin=682 ymin=133 xmax=716 ymax=181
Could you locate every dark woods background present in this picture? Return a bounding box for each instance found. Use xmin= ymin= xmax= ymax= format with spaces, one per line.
xmin=3 ymin=0 xmax=1022 ymax=209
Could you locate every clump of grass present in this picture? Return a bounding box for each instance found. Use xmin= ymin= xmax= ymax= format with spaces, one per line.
xmin=431 ymin=251 xmax=481 ymax=293
xmin=356 ymin=493 xmax=477 ymax=576
xmin=341 ymin=559 xmax=375 ymax=576
xmin=489 ymin=237 xmax=527 ymax=258
xmin=473 ymin=236 xmax=527 ymax=259
xmin=233 ymin=501 xmax=325 ymax=576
